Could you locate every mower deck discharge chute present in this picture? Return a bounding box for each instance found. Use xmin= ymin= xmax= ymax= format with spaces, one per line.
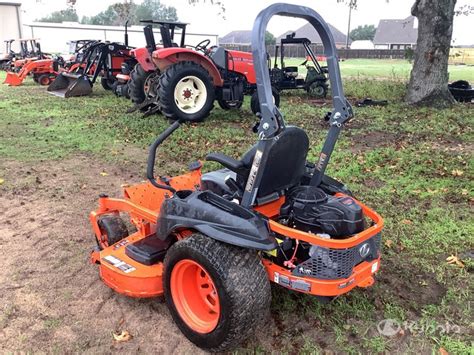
xmin=89 ymin=4 xmax=384 ymax=351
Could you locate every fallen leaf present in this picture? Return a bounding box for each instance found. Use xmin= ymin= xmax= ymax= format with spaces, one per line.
xmin=446 ymin=255 xmax=465 ymax=268
xmin=384 ymin=239 xmax=393 ymax=248
xmin=439 ymin=347 xmax=449 ymax=355
xmin=0 ymin=178 xmax=4 ymax=185
xmin=401 ymin=219 xmax=413 ymax=225
xmin=451 ymin=169 xmax=464 ymax=177
xmin=113 ymin=330 xmax=132 ymax=342
xmin=461 ymin=189 xmax=468 ymax=196
xmin=100 ymin=172 xmax=109 ymax=176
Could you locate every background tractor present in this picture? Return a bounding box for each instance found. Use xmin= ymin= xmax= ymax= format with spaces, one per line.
xmin=270 ymin=33 xmax=329 ymax=98
xmin=127 ymin=20 xmax=280 ymax=120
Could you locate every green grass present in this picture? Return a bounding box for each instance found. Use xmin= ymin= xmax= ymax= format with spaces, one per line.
xmin=0 ymin=70 xmax=473 ymax=354
xmin=284 ymin=58 xmax=474 ymax=82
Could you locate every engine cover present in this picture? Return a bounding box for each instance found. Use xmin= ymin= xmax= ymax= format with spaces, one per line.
xmin=281 ymin=186 xmax=365 ymax=238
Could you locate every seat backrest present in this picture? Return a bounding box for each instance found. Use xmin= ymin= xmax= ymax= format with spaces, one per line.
xmin=240 ymin=126 xmax=309 ymax=198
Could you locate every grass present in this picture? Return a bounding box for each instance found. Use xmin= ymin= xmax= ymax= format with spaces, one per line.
xmin=284 ymin=58 xmax=474 ymax=82
xmin=0 ymin=67 xmax=473 ymax=354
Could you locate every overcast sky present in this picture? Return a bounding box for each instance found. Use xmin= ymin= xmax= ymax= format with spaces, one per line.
xmin=22 ymin=0 xmax=473 ymax=45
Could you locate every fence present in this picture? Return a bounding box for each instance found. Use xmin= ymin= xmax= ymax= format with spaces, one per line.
xmin=221 ymin=44 xmax=407 ymax=60
xmin=22 ymin=22 xmax=218 ymax=54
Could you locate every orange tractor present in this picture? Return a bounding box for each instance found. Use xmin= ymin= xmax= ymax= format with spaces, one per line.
xmin=3 ymin=57 xmax=62 ymax=86
xmin=88 ymin=4 xmax=384 ymax=352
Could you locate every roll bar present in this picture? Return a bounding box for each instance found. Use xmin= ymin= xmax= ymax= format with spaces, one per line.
xmin=242 ymin=3 xmax=354 ymax=207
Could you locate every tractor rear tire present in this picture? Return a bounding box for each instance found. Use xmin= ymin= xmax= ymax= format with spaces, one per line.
xmin=250 ymin=86 xmax=280 ymax=115
xmin=101 ymin=77 xmax=116 ymax=91
xmin=163 ymin=233 xmax=271 ymax=352
xmin=129 ymin=64 xmax=159 ymax=105
xmin=97 ymin=215 xmax=129 ymax=250
xmin=158 ymin=61 xmax=215 ymax=122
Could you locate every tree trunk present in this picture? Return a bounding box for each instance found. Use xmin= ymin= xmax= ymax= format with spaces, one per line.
xmin=405 ymin=0 xmax=457 ymax=107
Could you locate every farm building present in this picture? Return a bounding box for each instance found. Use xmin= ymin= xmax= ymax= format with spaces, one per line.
xmin=373 ymin=16 xmax=418 ymax=50
xmin=0 ymin=2 xmax=22 ymax=54
xmin=277 ymin=23 xmax=350 ymax=48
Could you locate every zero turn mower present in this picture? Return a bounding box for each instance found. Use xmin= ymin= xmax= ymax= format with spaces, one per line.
xmin=89 ymin=4 xmax=383 ymax=351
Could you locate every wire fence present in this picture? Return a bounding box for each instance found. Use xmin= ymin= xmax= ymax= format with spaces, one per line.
xmin=221 ymin=44 xmax=407 ymax=59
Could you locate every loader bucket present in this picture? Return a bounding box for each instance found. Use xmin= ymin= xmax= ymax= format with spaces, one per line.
xmin=47 ymin=72 xmax=92 ymax=98
xmin=3 ymin=71 xmax=22 ymax=86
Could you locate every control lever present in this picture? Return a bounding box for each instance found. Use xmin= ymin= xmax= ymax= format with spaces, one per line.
xmin=224 ymin=176 xmax=242 ymax=200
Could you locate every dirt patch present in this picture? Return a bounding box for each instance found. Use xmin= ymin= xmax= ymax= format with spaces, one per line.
xmin=0 ymin=156 xmax=204 ymax=354
xmin=346 ymin=130 xmax=400 ymax=153
xmin=375 ymin=256 xmax=447 ymax=316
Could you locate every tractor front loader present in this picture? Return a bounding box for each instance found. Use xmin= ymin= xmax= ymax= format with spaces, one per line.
xmin=3 ymin=57 xmax=60 ymax=86
xmin=48 ymin=23 xmax=134 ymax=98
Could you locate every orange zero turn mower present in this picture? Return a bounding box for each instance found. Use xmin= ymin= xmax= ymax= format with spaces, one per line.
xmin=89 ymin=4 xmax=384 ymax=351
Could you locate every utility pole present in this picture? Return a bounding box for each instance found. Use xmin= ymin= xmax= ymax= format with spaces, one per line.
xmin=345 ymin=0 xmax=355 ymax=49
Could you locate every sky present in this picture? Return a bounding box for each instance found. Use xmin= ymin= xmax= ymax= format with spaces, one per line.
xmin=21 ymin=0 xmax=474 ymax=45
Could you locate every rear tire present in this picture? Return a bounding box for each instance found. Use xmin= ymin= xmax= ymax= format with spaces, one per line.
xmin=129 ymin=64 xmax=158 ymax=105
xmin=163 ymin=233 xmax=271 ymax=351
xmin=97 ymin=215 xmax=129 ymax=250
xmin=158 ymin=61 xmax=215 ymax=122
xmin=250 ymin=86 xmax=280 ymax=115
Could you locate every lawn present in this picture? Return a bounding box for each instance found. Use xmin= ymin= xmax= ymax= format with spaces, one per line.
xmin=0 ymin=70 xmax=472 ymax=354
xmin=285 ymin=58 xmax=474 ymax=82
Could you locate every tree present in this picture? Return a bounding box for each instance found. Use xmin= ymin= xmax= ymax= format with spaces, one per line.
xmin=405 ymin=0 xmax=456 ymax=107
xmin=135 ymin=0 xmax=178 ymax=21
xmin=37 ymin=8 xmax=79 ymax=23
xmin=81 ymin=0 xmax=178 ymax=26
xmin=349 ymin=24 xmax=376 ymax=41
xmin=265 ymin=31 xmax=276 ymax=45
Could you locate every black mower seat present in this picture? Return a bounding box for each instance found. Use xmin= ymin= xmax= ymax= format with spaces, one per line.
xmin=205 ymin=126 xmax=309 ymax=200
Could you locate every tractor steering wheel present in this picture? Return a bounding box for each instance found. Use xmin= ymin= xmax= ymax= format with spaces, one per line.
xmin=195 ymin=39 xmax=211 ymax=53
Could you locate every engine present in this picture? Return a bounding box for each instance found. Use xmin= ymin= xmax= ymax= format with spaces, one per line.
xmin=280 ymin=186 xmax=365 ymax=238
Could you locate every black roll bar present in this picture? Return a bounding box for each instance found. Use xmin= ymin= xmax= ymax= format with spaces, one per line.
xmin=242 ymin=3 xmax=354 ymax=207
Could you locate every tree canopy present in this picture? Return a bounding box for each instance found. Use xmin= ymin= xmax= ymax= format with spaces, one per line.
xmin=37 ymin=8 xmax=79 ymax=23
xmin=265 ymin=31 xmax=276 ymax=45
xmin=349 ymin=24 xmax=376 ymax=41
xmin=80 ymin=0 xmax=178 ymax=26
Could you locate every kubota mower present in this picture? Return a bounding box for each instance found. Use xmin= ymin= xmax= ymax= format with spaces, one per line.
xmin=48 ymin=23 xmax=135 ymax=98
xmin=89 ymin=4 xmax=383 ymax=351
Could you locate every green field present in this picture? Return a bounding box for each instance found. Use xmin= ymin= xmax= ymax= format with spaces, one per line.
xmin=0 ymin=70 xmax=473 ymax=354
xmin=285 ymin=58 xmax=474 ymax=82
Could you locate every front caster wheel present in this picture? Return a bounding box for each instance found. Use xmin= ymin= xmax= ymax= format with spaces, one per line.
xmin=163 ymin=234 xmax=271 ymax=351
